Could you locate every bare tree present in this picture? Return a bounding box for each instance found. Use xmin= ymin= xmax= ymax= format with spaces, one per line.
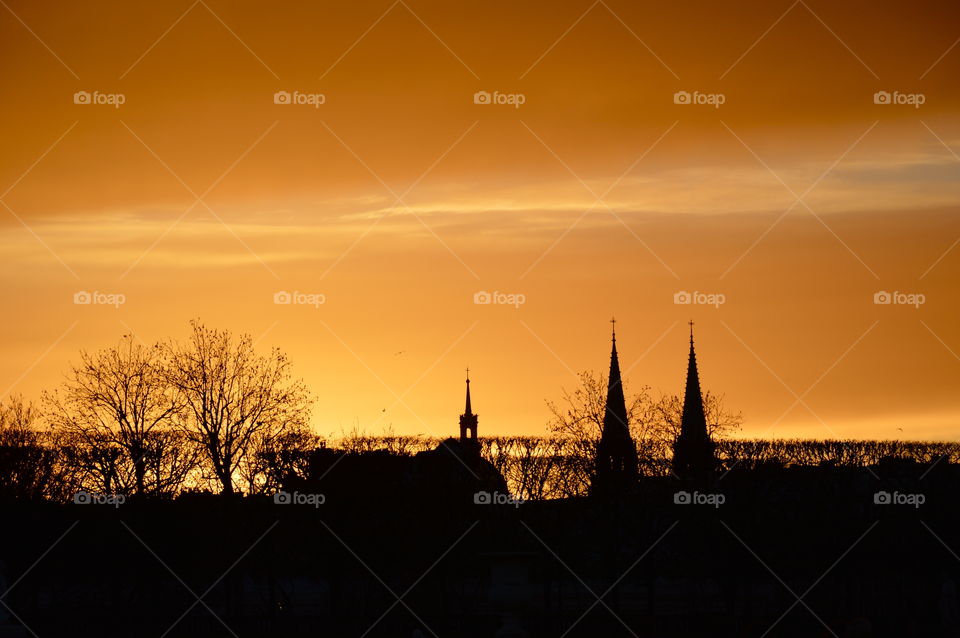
xmin=649 ymin=390 xmax=743 ymax=441
xmin=546 ymin=371 xmax=655 ymax=495
xmin=141 ymin=428 xmax=202 ymax=496
xmin=239 ymin=426 xmax=321 ymax=495
xmin=44 ymin=336 xmax=186 ymax=496
xmin=0 ymin=395 xmax=61 ymax=500
xmin=498 ymin=436 xmax=564 ymax=501
xmin=164 ymin=321 xmax=312 ymax=496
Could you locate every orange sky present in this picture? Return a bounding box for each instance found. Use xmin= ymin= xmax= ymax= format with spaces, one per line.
xmin=1 ymin=0 xmax=959 ymax=440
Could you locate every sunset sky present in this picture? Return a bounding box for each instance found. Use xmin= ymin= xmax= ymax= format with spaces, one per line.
xmin=1 ymin=0 xmax=959 ymax=440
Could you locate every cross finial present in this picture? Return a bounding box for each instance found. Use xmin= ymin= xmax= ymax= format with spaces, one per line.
xmin=688 ymin=319 xmax=695 ymax=345
xmin=610 ymin=316 xmax=617 ymax=342
xmin=465 ymin=366 xmax=470 ymax=382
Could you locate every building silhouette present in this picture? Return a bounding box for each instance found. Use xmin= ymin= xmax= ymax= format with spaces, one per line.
xmin=593 ymin=319 xmax=638 ymax=497
xmin=672 ymin=321 xmax=716 ymax=482
xmin=407 ymin=369 xmax=506 ymax=496
xmin=285 ymin=369 xmax=506 ymax=503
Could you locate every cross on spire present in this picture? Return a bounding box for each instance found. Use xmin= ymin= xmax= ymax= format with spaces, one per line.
xmin=688 ymin=319 xmax=695 ymax=345
xmin=611 ymin=316 xmax=617 ymax=342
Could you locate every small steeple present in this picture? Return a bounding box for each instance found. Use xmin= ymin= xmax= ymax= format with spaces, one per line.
xmin=459 ymin=367 xmax=478 ymax=447
xmin=464 ymin=367 xmax=473 ymax=416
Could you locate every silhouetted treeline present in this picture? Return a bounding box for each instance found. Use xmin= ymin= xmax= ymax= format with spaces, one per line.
xmin=333 ymin=434 xmax=958 ymax=499
xmin=716 ymin=438 xmax=958 ymax=470
xmin=1 ymin=417 xmax=955 ymax=502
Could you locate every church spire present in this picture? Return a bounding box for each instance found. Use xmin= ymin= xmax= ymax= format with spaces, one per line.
xmin=464 ymin=367 xmax=473 ymax=416
xmin=681 ymin=321 xmax=707 ymax=436
xmin=605 ymin=318 xmax=628 ymax=435
xmin=593 ymin=317 xmax=638 ymax=497
xmin=673 ymin=321 xmax=716 ymax=482
xmin=459 ymin=368 xmax=478 ymax=448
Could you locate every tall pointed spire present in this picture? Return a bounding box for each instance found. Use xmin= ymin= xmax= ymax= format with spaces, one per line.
xmin=604 ymin=317 xmax=629 ymax=435
xmin=681 ymin=321 xmax=707 ymax=436
xmin=594 ymin=318 xmax=638 ymax=498
xmin=459 ymin=368 xmax=478 ymax=448
xmin=464 ymin=367 xmax=473 ymax=415
xmin=673 ymin=321 xmax=716 ymax=483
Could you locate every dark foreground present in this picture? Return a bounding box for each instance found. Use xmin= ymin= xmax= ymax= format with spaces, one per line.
xmin=0 ymin=461 xmax=956 ymax=638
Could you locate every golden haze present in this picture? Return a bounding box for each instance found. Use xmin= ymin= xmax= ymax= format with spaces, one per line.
xmin=1 ymin=0 xmax=959 ymax=439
